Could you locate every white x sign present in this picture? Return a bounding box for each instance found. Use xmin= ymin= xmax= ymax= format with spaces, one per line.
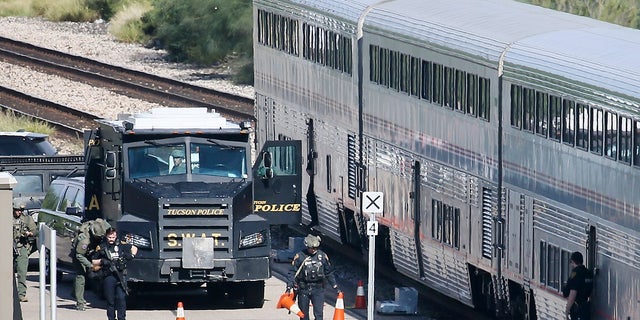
xmin=362 ymin=191 xmax=383 ymax=214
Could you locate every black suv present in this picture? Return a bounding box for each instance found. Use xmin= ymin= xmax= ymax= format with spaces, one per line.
xmin=0 ymin=131 xmax=57 ymax=156
xmin=37 ymin=177 xmax=85 ymax=279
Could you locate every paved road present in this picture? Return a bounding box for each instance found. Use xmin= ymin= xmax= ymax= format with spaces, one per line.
xmin=17 ymin=257 xmax=435 ymax=320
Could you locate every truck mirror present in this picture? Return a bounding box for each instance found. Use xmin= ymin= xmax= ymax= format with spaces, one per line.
xmin=263 ymin=151 xmax=272 ymax=168
xmin=65 ymin=206 xmax=82 ymax=216
xmin=106 ymin=151 xmax=117 ymax=169
xmin=105 ymin=168 xmax=117 ymax=180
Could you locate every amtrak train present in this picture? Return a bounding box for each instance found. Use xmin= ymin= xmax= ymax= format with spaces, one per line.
xmin=252 ymin=0 xmax=640 ymax=318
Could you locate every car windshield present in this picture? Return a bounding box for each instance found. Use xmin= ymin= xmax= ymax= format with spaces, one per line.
xmin=127 ymin=141 xmax=246 ymax=179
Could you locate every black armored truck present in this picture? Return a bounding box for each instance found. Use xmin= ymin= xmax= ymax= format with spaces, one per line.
xmin=82 ymin=107 xmax=301 ymax=306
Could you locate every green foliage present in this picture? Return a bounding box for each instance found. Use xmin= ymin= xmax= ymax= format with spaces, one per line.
xmin=31 ymin=0 xmax=97 ymax=22
xmin=0 ymin=0 xmax=36 ymax=17
xmin=109 ymin=2 xmax=151 ymax=43
xmin=0 ymin=111 xmax=55 ymax=135
xmin=526 ymin=0 xmax=640 ymax=28
xmin=143 ymin=0 xmax=253 ymax=83
xmin=85 ymin=0 xmax=129 ymax=21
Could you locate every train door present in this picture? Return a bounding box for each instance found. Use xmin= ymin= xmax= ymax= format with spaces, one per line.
xmin=506 ymin=190 xmax=531 ymax=278
xmin=255 ymin=94 xmax=276 ymax=142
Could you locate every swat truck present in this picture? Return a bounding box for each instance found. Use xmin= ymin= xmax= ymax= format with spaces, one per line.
xmin=83 ymin=108 xmax=301 ymax=307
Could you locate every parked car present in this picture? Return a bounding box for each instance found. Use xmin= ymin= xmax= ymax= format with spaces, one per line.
xmin=0 ymin=131 xmax=57 ymax=156
xmin=37 ymin=177 xmax=85 ymax=280
xmin=1 ymin=155 xmax=84 ymax=214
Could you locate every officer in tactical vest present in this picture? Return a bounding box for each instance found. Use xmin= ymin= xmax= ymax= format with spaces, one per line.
xmin=13 ymin=199 xmax=37 ymax=302
xmin=93 ymin=227 xmax=137 ymax=320
xmin=563 ymin=251 xmax=593 ymax=320
xmin=72 ymin=218 xmax=111 ymax=310
xmin=288 ymin=234 xmax=340 ymax=320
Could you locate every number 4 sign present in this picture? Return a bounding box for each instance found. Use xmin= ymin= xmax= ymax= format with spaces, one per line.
xmin=366 ymin=220 xmax=378 ymax=236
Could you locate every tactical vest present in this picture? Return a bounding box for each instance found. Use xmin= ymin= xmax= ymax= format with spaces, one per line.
xmin=301 ymin=254 xmax=325 ymax=282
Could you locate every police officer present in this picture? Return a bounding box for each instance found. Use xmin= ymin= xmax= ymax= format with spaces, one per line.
xmin=93 ymin=227 xmax=137 ymax=320
xmin=563 ymin=251 xmax=593 ymax=320
xmin=72 ymin=218 xmax=111 ymax=310
xmin=12 ymin=199 xmax=37 ymax=302
xmin=170 ymin=149 xmax=186 ymax=174
xmin=288 ymin=234 xmax=340 ymax=320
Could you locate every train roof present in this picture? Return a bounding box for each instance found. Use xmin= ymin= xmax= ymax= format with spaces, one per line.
xmin=264 ymin=0 xmax=640 ymax=110
xmin=364 ymin=0 xmax=640 ymax=108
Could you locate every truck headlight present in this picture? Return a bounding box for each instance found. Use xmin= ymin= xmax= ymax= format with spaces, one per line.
xmin=238 ymin=230 xmax=267 ymax=249
xmin=125 ymin=233 xmax=152 ymax=249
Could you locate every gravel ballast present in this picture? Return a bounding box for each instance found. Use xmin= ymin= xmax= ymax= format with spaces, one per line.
xmin=0 ymin=17 xmax=254 ymax=154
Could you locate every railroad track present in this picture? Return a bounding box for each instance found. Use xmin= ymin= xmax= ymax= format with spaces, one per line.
xmin=0 ymin=36 xmax=255 ymax=133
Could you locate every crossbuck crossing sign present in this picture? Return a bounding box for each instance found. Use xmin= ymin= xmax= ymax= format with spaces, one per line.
xmin=362 ymin=191 xmax=383 ymax=214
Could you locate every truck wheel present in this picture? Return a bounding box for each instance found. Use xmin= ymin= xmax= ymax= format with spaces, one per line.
xmin=243 ymin=280 xmax=265 ymax=308
xmin=44 ymin=249 xmax=64 ymax=283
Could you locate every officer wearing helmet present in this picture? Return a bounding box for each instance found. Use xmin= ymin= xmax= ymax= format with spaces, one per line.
xmin=170 ymin=149 xmax=186 ymax=174
xmin=72 ymin=218 xmax=111 ymax=310
xmin=288 ymin=234 xmax=340 ymax=320
xmin=13 ymin=199 xmax=37 ymax=302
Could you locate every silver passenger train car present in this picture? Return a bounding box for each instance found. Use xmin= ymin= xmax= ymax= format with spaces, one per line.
xmin=253 ymin=0 xmax=640 ymax=318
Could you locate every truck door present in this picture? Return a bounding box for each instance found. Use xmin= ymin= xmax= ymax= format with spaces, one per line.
xmin=253 ymin=140 xmax=302 ymax=225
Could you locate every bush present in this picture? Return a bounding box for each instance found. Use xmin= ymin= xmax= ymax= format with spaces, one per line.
xmin=143 ymin=0 xmax=253 ymax=83
xmin=32 ymin=0 xmax=98 ymax=22
xmin=108 ymin=2 xmax=152 ymax=43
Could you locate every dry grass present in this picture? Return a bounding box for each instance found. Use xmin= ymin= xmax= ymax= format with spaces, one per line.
xmin=109 ymin=1 xmax=152 ymax=43
xmin=0 ymin=110 xmax=56 ymax=134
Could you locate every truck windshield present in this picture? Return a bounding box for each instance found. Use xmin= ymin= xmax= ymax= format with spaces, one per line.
xmin=127 ymin=142 xmax=246 ymax=179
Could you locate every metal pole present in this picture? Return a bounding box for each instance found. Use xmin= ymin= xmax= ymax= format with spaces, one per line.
xmin=367 ymin=212 xmax=375 ymax=320
xmin=38 ymin=223 xmax=45 ymax=320
xmin=50 ymin=228 xmax=57 ymax=320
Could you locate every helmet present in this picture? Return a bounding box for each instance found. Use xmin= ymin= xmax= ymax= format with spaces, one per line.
xmin=304 ymin=234 xmax=321 ymax=248
xmin=171 ymin=149 xmax=185 ymax=158
xmin=12 ymin=199 xmax=26 ymax=211
xmin=90 ymin=218 xmax=111 ymax=237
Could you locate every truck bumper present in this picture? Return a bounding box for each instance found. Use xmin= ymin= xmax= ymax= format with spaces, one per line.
xmin=127 ymin=257 xmax=270 ymax=283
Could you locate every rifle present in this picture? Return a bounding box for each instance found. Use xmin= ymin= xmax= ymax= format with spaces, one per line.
xmin=105 ymin=248 xmax=130 ymax=296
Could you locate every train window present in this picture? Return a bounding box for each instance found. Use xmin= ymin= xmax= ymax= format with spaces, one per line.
xmin=432 ymin=199 xmax=443 ymax=241
xmin=634 ymin=121 xmax=640 ymax=167
xmin=410 ymin=57 xmax=420 ymax=97
xmin=562 ymin=100 xmax=575 ymax=146
xmin=317 ymin=27 xmax=326 ymax=65
xmin=535 ymin=92 xmax=548 ymax=137
xmin=421 ymin=60 xmax=432 ymax=101
xmin=619 ymin=117 xmax=632 ymax=164
xmin=369 ymin=45 xmax=379 ymax=83
xmin=539 ymin=242 xmax=568 ymax=291
xmin=443 ymin=67 xmax=455 ymax=108
xmin=576 ymin=104 xmax=589 ymax=150
xmin=590 ymin=108 xmax=603 ymax=155
xmin=549 ymin=95 xmax=562 ymax=141
xmin=466 ymin=74 xmax=478 ymax=117
xmin=455 ymin=70 xmax=466 ymax=113
xmin=400 ymin=54 xmax=410 ymax=94
xmin=432 ymin=199 xmax=460 ymax=249
xmin=539 ymin=242 xmax=547 ymax=284
xmin=390 ymin=51 xmax=400 ymax=91
xmin=478 ymin=77 xmax=490 ymax=121
xmin=342 ymin=37 xmax=353 ymax=75
xmin=380 ymin=48 xmax=389 ymax=87
xmin=510 ymin=85 xmax=523 ymax=129
xmin=605 ymin=112 xmax=618 ymax=159
xmin=432 ymin=64 xmax=444 ymax=106
xmin=326 ymin=155 xmax=332 ymax=192
xmin=326 ymin=30 xmax=335 ymax=69
xmin=522 ymin=88 xmax=535 ymax=132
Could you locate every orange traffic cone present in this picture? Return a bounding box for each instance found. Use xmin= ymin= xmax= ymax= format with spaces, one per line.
xmin=176 ymin=301 xmax=185 ymax=320
xmin=333 ymin=291 xmax=345 ymax=320
xmin=276 ymin=292 xmax=305 ymax=318
xmin=355 ymin=280 xmax=366 ymax=309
